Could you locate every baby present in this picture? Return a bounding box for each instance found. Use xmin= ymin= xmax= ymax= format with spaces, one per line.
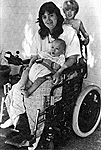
xmin=19 ymin=38 xmax=66 ymax=97
xmin=0 ymin=38 xmax=66 ymax=129
xmin=63 ymin=0 xmax=89 ymax=45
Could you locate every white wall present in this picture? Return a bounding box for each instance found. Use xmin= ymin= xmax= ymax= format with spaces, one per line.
xmin=0 ymin=0 xmax=101 ymax=88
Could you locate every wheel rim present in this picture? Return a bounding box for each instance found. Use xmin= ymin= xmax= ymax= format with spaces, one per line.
xmin=78 ymin=89 xmax=101 ymax=133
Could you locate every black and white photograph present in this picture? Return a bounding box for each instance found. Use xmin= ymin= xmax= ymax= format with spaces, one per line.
xmin=0 ymin=0 xmax=101 ymax=149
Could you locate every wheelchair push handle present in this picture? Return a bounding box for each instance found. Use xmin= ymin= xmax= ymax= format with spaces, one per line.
xmin=4 ymin=51 xmax=30 ymax=66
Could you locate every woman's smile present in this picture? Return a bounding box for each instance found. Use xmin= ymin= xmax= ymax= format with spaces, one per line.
xmin=47 ymin=21 xmax=54 ymax=28
xmin=47 ymin=21 xmax=53 ymax=25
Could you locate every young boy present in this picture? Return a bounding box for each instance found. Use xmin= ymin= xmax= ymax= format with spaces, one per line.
xmin=0 ymin=38 xmax=66 ymax=129
xmin=63 ymin=0 xmax=89 ymax=45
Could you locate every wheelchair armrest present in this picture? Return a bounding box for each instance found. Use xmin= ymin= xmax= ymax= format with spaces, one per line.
xmin=50 ymin=59 xmax=87 ymax=96
xmin=50 ymin=82 xmax=63 ymax=96
xmin=62 ymin=57 xmax=87 ymax=79
xmin=22 ymin=59 xmax=30 ymax=64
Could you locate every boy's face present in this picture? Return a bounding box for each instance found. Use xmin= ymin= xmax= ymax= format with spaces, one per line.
xmin=51 ymin=41 xmax=64 ymax=57
xmin=63 ymin=4 xmax=75 ymax=20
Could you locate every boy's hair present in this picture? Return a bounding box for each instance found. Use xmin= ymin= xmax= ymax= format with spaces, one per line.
xmin=63 ymin=0 xmax=79 ymax=15
xmin=55 ymin=38 xmax=66 ymax=52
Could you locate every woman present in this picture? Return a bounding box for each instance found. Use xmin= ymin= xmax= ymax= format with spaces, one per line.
xmin=3 ymin=1 xmax=81 ymax=147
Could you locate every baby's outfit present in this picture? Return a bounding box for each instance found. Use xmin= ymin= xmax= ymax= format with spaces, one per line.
xmin=29 ymin=51 xmax=65 ymax=83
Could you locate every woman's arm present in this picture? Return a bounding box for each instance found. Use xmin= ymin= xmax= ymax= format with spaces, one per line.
xmin=57 ymin=55 xmax=77 ymax=74
xmin=53 ymin=55 xmax=78 ymax=84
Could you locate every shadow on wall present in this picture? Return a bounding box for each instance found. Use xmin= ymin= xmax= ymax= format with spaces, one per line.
xmin=1 ymin=0 xmax=101 ymax=87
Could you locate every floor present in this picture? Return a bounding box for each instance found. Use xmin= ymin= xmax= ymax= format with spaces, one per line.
xmin=0 ymin=85 xmax=27 ymax=150
xmin=1 ymin=84 xmax=101 ymax=150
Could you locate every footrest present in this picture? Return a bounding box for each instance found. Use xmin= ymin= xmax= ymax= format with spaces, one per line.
xmin=0 ymin=127 xmax=18 ymax=138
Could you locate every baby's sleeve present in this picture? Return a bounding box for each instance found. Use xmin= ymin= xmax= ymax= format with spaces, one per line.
xmin=57 ymin=54 xmax=65 ymax=66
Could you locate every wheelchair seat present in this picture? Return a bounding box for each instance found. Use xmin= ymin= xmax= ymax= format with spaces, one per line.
xmin=27 ymin=58 xmax=101 ymax=150
xmin=1 ymin=48 xmax=101 ymax=150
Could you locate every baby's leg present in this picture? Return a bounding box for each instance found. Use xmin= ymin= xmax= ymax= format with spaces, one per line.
xmin=21 ymin=80 xmax=33 ymax=98
xmin=19 ymin=68 xmax=29 ymax=89
xmin=21 ymin=77 xmax=46 ymax=97
xmin=0 ymin=118 xmax=13 ymax=128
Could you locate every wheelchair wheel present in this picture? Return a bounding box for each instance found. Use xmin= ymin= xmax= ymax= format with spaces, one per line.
xmin=73 ymin=85 xmax=101 ymax=137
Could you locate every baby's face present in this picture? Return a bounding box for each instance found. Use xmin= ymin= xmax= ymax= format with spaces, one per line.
xmin=51 ymin=41 xmax=64 ymax=57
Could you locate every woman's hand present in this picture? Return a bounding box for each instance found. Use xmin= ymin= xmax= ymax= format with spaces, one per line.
xmin=52 ymin=71 xmax=61 ymax=85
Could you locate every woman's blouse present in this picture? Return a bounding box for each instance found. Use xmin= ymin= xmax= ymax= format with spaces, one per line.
xmin=60 ymin=24 xmax=81 ymax=58
xmin=30 ymin=25 xmax=81 ymax=59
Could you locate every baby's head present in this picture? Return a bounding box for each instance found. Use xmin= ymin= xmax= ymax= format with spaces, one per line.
xmin=51 ymin=38 xmax=66 ymax=57
xmin=63 ymin=0 xmax=79 ymax=19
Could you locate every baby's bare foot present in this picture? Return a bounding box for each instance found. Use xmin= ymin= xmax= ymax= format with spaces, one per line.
xmin=0 ymin=119 xmax=13 ymax=128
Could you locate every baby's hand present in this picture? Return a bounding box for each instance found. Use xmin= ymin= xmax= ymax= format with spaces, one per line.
xmin=21 ymin=89 xmax=29 ymax=98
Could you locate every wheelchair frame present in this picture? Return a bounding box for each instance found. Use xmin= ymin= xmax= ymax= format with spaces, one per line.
xmin=27 ymin=58 xmax=101 ymax=150
xmin=1 ymin=44 xmax=101 ymax=150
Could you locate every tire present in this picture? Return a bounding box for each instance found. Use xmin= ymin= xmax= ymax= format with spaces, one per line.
xmin=73 ymin=85 xmax=101 ymax=137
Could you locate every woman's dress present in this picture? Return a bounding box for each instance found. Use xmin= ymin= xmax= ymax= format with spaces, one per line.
xmin=5 ymin=25 xmax=81 ymax=136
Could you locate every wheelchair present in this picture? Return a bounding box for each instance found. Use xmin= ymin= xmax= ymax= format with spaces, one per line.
xmin=30 ymin=58 xmax=101 ymax=150
xmin=1 ymin=45 xmax=101 ymax=150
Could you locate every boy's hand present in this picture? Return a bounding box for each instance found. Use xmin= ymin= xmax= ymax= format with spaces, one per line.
xmin=82 ymin=39 xmax=89 ymax=45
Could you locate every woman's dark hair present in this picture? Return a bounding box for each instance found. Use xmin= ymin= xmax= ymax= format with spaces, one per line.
xmin=37 ymin=2 xmax=64 ymax=39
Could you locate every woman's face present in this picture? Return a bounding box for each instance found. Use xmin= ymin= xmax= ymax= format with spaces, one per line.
xmin=42 ymin=11 xmax=57 ymax=32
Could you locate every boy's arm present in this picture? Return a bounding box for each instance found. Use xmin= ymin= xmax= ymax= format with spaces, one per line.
xmin=79 ymin=21 xmax=89 ymax=45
